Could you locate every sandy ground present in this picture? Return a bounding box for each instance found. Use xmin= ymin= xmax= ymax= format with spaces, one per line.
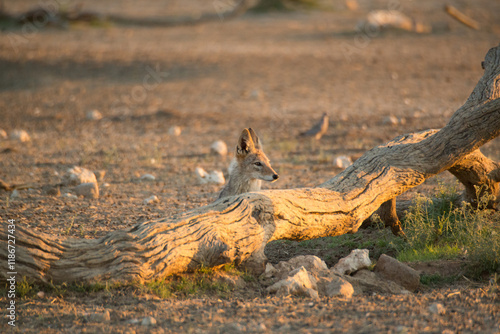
xmin=1 ymin=0 xmax=500 ymax=333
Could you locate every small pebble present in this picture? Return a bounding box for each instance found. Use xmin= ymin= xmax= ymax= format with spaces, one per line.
xmin=0 ymin=129 xmax=7 ymax=139
xmin=141 ymin=316 xmax=157 ymax=326
xmin=37 ymin=291 xmax=45 ymax=298
xmin=333 ymin=155 xmax=353 ymax=169
xmin=10 ymin=189 xmax=20 ymax=199
xmin=63 ymin=193 xmax=78 ymax=199
xmin=86 ymin=109 xmax=103 ymax=120
xmin=64 ymin=166 xmax=97 ymax=186
xmin=144 ymin=195 xmax=159 ymax=205
xmin=429 ymin=302 xmax=446 ymax=315
xmin=168 ymin=126 xmax=181 ymax=136
xmin=140 ymin=174 xmax=156 ymax=182
xmin=10 ymin=129 xmax=30 ymax=142
xmin=211 ymin=140 xmax=228 ymax=156
xmin=382 ymin=115 xmax=399 ymax=125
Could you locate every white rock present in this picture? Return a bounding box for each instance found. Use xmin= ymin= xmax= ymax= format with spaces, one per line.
xmin=144 ymin=195 xmax=159 ymax=205
xmin=195 ymin=167 xmax=207 ymax=179
xmin=332 ymin=249 xmax=371 ymax=275
xmin=210 ymin=140 xmax=228 ymax=156
xmin=382 ymin=115 xmax=399 ymax=125
xmin=127 ymin=318 xmax=140 ymax=324
xmin=10 ymin=189 xmax=20 ymax=199
xmin=86 ymin=109 xmax=103 ymax=121
xmin=63 ymin=193 xmax=78 ymax=199
xmin=75 ymin=182 xmax=99 ymax=199
xmin=141 ymin=316 xmax=157 ymax=326
xmin=333 ymin=155 xmax=353 ymax=169
xmin=63 ymin=166 xmax=97 ymax=186
xmin=0 ymin=129 xmax=7 ymax=139
xmin=140 ymin=174 xmax=156 ymax=182
xmin=207 ymin=170 xmax=225 ymax=184
xmin=274 ymin=255 xmax=328 ymax=280
xmin=168 ymin=126 xmax=181 ymax=136
xmin=196 ymin=167 xmax=225 ymax=184
xmin=325 ymin=275 xmax=354 ymax=298
xmin=10 ymin=129 xmax=30 ymax=142
xmin=267 ymin=266 xmax=319 ymax=299
xmin=429 ymin=303 xmax=446 ymax=315
xmin=37 ymin=291 xmax=45 ymax=298
xmin=102 ymin=183 xmax=110 ymax=188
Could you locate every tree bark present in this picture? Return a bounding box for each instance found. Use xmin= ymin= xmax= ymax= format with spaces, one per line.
xmin=2 ymin=45 xmax=500 ymax=284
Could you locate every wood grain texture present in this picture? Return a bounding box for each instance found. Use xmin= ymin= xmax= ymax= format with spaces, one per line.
xmin=1 ymin=45 xmax=500 ymax=284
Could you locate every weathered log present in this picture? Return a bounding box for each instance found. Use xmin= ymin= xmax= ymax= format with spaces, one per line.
xmin=1 ymin=45 xmax=500 ymax=284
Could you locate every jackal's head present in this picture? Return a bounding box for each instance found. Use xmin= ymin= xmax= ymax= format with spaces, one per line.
xmin=235 ymin=128 xmax=279 ymax=182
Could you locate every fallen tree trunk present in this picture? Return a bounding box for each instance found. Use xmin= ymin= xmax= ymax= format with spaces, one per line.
xmin=2 ymin=45 xmax=500 ymax=284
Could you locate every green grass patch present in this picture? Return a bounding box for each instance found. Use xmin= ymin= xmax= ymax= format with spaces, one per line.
xmin=401 ymin=182 xmax=500 ymax=278
xmin=397 ymin=244 xmax=462 ymax=263
xmin=1 ymin=264 xmax=248 ymax=300
xmin=420 ymin=273 xmax=461 ymax=287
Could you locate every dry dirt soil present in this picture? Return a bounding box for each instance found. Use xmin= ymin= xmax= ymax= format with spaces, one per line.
xmin=1 ymin=0 xmax=500 ymax=333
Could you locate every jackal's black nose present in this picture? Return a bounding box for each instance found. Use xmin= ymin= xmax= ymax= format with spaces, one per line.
xmin=273 ymin=174 xmax=279 ymax=180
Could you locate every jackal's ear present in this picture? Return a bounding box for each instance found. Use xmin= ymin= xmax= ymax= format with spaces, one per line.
xmin=247 ymin=128 xmax=261 ymax=150
xmin=236 ymin=128 xmax=255 ymax=156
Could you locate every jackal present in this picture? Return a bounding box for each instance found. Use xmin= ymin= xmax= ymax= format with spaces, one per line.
xmin=218 ymin=128 xmax=279 ymax=199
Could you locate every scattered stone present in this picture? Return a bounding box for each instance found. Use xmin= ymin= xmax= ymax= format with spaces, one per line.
xmin=374 ymin=254 xmax=420 ymax=292
xmin=0 ymin=129 xmax=7 ymax=139
xmin=143 ymin=195 xmax=159 ymax=205
xmin=75 ymin=182 xmax=99 ymax=199
xmin=127 ymin=318 xmax=140 ymax=325
xmin=210 ymin=140 xmax=228 ymax=156
xmin=86 ymin=109 xmax=103 ymax=121
xmin=140 ymin=174 xmax=156 ymax=182
xmin=318 ymin=275 xmax=354 ymax=298
xmin=36 ymin=291 xmax=45 ymax=298
xmin=63 ymin=166 xmax=97 ymax=186
xmin=141 ymin=316 xmax=157 ymax=326
xmin=267 ymin=266 xmax=319 ymax=299
xmin=89 ymin=310 xmax=110 ymax=322
xmin=332 ymin=249 xmax=371 ymax=275
xmin=94 ymin=170 xmax=106 ymax=182
xmin=10 ymin=129 xmax=31 ymax=142
xmin=274 ymin=255 xmax=328 ymax=280
xmin=359 ymin=10 xmax=431 ymax=33
xmin=333 ymin=155 xmax=353 ymax=169
xmin=63 ymin=193 xmax=78 ymax=199
xmin=428 ymin=302 xmax=446 ymax=315
xmin=346 ymin=269 xmax=411 ymax=295
xmin=168 ymin=126 xmax=182 ymax=136
xmin=10 ymin=189 xmax=20 ymax=199
xmin=102 ymin=183 xmax=110 ymax=188
xmin=264 ymin=263 xmax=277 ymax=278
xmin=382 ymin=115 xmax=399 ymax=125
xmin=196 ymin=167 xmax=225 ymax=184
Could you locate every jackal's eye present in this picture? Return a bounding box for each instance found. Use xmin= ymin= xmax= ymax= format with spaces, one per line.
xmin=254 ymin=162 xmax=262 ymax=167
